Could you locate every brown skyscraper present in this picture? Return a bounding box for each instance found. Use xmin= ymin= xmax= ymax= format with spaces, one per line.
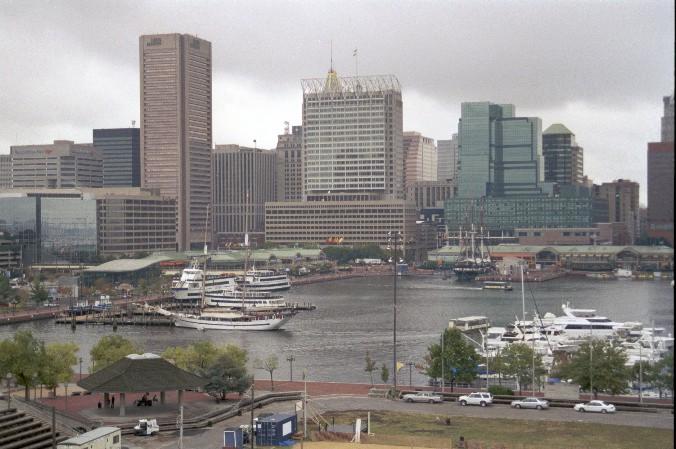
xmin=140 ymin=33 xmax=212 ymax=250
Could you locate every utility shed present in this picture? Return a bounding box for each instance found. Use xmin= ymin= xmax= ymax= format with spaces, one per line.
xmin=57 ymin=427 xmax=121 ymax=449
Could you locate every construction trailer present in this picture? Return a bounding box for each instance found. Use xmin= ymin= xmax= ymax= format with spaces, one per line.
xmin=57 ymin=427 xmax=121 ymax=449
xmin=255 ymin=412 xmax=297 ymax=446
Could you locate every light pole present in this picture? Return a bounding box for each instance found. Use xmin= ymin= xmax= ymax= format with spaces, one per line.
xmin=406 ymin=362 xmax=414 ymax=386
xmin=387 ymin=231 xmax=402 ymax=391
xmin=79 ymin=357 xmax=83 ymax=381
xmin=249 ymin=380 xmax=255 ymax=449
xmin=287 ymin=355 xmax=295 ymax=382
xmin=5 ymin=373 xmax=12 ymax=410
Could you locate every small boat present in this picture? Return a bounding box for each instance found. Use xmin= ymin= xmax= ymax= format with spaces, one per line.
xmin=482 ymin=281 xmax=513 ymax=291
xmin=614 ymin=268 xmax=633 ymax=279
xmin=448 ymin=316 xmax=490 ymax=332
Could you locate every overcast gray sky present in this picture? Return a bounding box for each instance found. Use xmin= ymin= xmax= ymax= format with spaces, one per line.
xmin=0 ymin=0 xmax=673 ymax=203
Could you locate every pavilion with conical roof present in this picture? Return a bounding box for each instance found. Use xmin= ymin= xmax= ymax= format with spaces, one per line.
xmin=78 ymin=353 xmax=208 ymax=417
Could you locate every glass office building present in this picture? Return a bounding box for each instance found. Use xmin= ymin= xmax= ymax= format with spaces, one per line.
xmin=0 ymin=194 xmax=97 ymax=264
xmin=456 ymin=102 xmax=546 ymax=198
xmin=444 ymin=195 xmax=594 ymax=234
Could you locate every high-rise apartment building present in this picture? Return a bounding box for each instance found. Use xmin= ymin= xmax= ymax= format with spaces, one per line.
xmin=93 ymin=128 xmax=141 ymax=187
xmin=212 ymin=145 xmax=276 ymax=247
xmin=456 ymin=102 xmax=545 ymax=198
xmin=0 ymin=155 xmax=10 ymax=188
xmin=542 ymin=123 xmax=584 ymax=185
xmin=661 ymin=93 xmax=674 ymax=143
xmin=10 ymin=140 xmax=102 ymax=188
xmin=437 ymin=134 xmax=458 ymax=184
xmin=275 ymin=125 xmax=303 ymax=202
xmin=593 ymin=179 xmax=640 ymax=244
xmin=301 ymin=71 xmax=404 ymax=201
xmin=140 ymin=33 xmax=212 ymax=250
xmin=647 ymin=93 xmax=674 ymax=246
xmin=403 ymin=132 xmax=437 ymax=189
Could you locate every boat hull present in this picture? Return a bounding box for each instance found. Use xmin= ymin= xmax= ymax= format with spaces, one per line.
xmin=173 ymin=314 xmax=292 ymax=331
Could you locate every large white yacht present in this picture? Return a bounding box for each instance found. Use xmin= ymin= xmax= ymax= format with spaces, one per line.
xmin=171 ymin=262 xmax=237 ymax=301
xmin=203 ymin=289 xmax=289 ymax=310
xmin=238 ymin=268 xmax=291 ymax=292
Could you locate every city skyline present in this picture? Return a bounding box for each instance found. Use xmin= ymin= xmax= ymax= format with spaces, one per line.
xmin=0 ymin=1 xmax=674 ymax=204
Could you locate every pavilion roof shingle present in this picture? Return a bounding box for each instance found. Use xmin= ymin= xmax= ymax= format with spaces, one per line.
xmin=77 ymin=353 xmax=208 ymax=393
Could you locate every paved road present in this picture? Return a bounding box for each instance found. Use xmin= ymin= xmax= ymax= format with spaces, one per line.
xmin=122 ymin=395 xmax=674 ymax=449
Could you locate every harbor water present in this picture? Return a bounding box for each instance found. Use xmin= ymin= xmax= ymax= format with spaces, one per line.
xmin=1 ymin=275 xmax=673 ymax=385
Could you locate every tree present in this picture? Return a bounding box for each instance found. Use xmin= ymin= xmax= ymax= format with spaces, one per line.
xmin=30 ymin=276 xmax=49 ymax=305
xmin=163 ymin=342 xmax=247 ymax=374
xmin=380 ymin=363 xmax=389 ymax=384
xmin=39 ymin=342 xmax=79 ymax=396
xmin=648 ymin=350 xmax=673 ymax=398
xmin=201 ymin=352 xmax=251 ymax=400
xmin=90 ymin=335 xmax=139 ymax=372
xmin=2 ymin=331 xmax=44 ymax=399
xmin=0 ymin=273 xmax=15 ymax=305
xmin=254 ymin=355 xmax=279 ymax=391
xmin=364 ymin=351 xmax=377 ymax=386
xmin=425 ymin=328 xmax=480 ymax=385
xmin=500 ymin=343 xmax=546 ymax=394
xmin=556 ymin=340 xmax=630 ymax=397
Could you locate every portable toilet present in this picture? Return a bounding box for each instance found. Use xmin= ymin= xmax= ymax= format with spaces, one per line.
xmin=255 ymin=412 xmax=297 ymax=446
xmin=223 ymin=427 xmax=244 ymax=448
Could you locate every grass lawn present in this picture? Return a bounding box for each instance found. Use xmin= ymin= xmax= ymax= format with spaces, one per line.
xmin=317 ymin=411 xmax=674 ymax=449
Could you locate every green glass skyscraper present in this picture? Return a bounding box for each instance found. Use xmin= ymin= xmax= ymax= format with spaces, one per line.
xmin=456 ymin=102 xmax=545 ymax=198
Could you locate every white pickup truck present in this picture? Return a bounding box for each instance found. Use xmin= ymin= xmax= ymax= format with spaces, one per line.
xmin=401 ymin=391 xmax=443 ymax=403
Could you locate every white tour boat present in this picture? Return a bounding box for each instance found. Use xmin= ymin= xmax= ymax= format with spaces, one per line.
xmin=238 ymin=268 xmax=291 ymax=292
xmin=171 ymin=261 xmax=237 ymax=301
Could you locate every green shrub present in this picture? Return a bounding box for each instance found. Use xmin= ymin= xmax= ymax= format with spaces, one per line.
xmin=488 ymin=385 xmax=514 ymax=396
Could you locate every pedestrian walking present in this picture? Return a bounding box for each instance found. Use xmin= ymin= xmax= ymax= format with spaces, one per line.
xmin=111 ymin=395 xmax=115 ymax=408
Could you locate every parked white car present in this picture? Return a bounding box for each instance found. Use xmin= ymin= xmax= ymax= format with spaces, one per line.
xmin=573 ymin=400 xmax=616 ymax=413
xmin=510 ymin=397 xmax=549 ymax=410
xmin=457 ymin=392 xmax=493 ymax=407
xmin=401 ymin=391 xmax=443 ymax=403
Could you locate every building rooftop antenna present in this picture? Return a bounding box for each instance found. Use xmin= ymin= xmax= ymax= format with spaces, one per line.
xmin=330 ymin=39 xmax=334 ymax=72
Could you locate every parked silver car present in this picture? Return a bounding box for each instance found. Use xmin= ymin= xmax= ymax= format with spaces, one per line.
xmin=510 ymin=397 xmax=549 ymax=410
xmin=401 ymin=391 xmax=443 ymax=403
xmin=574 ymin=400 xmax=616 ymax=413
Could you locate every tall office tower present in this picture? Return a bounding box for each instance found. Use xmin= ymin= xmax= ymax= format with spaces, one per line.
xmin=542 ymin=123 xmax=584 ymax=185
xmin=93 ymin=128 xmax=141 ymax=187
xmin=456 ymin=102 xmax=545 ymax=198
xmin=212 ymin=145 xmax=276 ymax=247
xmin=10 ymin=140 xmax=102 ymax=188
xmin=437 ymin=134 xmax=458 ymax=184
xmin=593 ymin=179 xmax=640 ymax=244
xmin=0 ymin=155 xmax=10 ymax=188
xmin=647 ymin=93 xmax=674 ymax=246
xmin=661 ymin=94 xmax=674 ymax=143
xmin=275 ymin=125 xmax=303 ymax=201
xmin=301 ymin=71 xmax=404 ymax=201
xmin=140 ymin=33 xmax=212 ymax=250
xmin=403 ymin=132 xmax=437 ymax=189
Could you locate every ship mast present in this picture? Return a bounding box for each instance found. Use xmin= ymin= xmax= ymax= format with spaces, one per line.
xmin=242 ymin=192 xmax=250 ymax=313
xmin=200 ymin=204 xmax=210 ymax=311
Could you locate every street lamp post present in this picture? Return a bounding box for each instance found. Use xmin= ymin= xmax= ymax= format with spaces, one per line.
xmin=406 ymin=362 xmax=414 ymax=386
xmin=79 ymin=357 xmax=83 ymax=381
xmin=287 ymin=355 xmax=295 ymax=382
xmin=5 ymin=373 xmax=12 ymax=410
xmin=387 ymin=231 xmax=402 ymax=391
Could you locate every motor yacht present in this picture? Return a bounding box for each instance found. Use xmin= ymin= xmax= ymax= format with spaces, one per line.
xmin=238 ymin=269 xmax=291 ymax=291
xmin=171 ymin=262 xmax=237 ymax=301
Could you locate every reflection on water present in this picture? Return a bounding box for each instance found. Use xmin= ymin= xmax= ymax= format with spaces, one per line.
xmin=1 ymin=275 xmax=672 ymax=384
